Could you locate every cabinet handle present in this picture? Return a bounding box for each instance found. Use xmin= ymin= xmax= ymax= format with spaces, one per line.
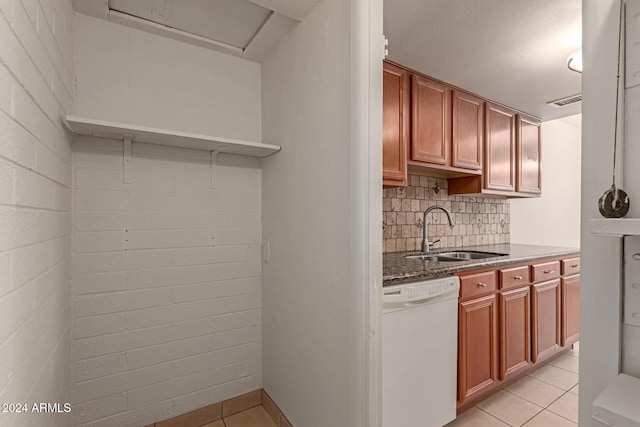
xmin=514 ymin=275 xmax=523 ymax=280
xmin=477 ymin=282 xmax=487 ymax=288
xmin=544 ymin=270 xmax=555 ymax=274
xmin=571 ymin=264 xmax=579 ymax=268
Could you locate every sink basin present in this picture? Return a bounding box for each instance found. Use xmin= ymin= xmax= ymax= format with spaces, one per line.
xmin=436 ymin=251 xmax=507 ymax=260
xmin=404 ymin=251 xmax=507 ymax=262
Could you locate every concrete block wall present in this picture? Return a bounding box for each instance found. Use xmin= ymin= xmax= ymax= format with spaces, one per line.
xmin=70 ymin=13 xmax=265 ymax=426
xmin=0 ymin=0 xmax=74 ymax=426
xmin=71 ymin=139 xmax=263 ymax=426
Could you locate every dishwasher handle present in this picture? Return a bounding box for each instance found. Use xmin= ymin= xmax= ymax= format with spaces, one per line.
xmin=382 ymin=293 xmax=439 ymax=306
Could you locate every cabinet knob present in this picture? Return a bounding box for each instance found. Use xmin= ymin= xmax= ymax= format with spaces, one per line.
xmin=544 ymin=270 xmax=555 ymax=274
xmin=571 ymin=264 xmax=579 ymax=268
xmin=514 ymin=275 xmax=523 ymax=280
xmin=477 ymin=282 xmax=487 ymax=288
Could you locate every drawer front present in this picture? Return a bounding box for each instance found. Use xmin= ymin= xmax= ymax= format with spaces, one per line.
xmin=460 ymin=271 xmax=498 ymax=299
xmin=499 ymin=265 xmax=531 ymax=290
xmin=531 ymin=261 xmax=561 ymax=282
xmin=562 ymin=257 xmax=580 ymax=276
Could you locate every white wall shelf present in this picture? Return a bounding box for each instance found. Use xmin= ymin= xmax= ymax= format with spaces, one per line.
xmin=65 ymin=115 xmax=281 ymax=158
xmin=591 ymin=218 xmax=640 ymax=237
xmin=593 ymin=374 xmax=640 ymax=426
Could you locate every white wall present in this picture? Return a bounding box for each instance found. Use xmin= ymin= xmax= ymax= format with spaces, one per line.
xmin=71 ymin=15 xmax=264 ymax=427
xmin=510 ymin=114 xmax=581 ymax=248
xmin=73 ymin=14 xmax=262 ymax=142
xmin=581 ymin=1 xmax=624 ymax=425
xmin=260 ymin=0 xmax=354 ymax=425
xmin=621 ymin=0 xmax=640 ymax=379
xmin=0 ymin=0 xmax=74 ymax=426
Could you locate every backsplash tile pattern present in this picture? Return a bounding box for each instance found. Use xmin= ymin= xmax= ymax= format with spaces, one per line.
xmin=383 ymin=175 xmax=510 ymax=253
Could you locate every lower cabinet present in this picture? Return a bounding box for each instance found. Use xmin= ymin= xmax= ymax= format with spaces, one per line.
xmin=562 ymin=274 xmax=580 ymax=346
xmin=531 ymin=279 xmax=562 ymax=363
xmin=458 ymin=294 xmax=498 ymax=403
xmin=457 ymin=255 xmax=579 ymax=408
xmin=499 ymin=286 xmax=530 ymax=380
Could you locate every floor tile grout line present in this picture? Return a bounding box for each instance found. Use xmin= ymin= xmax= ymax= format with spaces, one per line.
xmin=525 ymin=372 xmax=578 ymax=391
xmin=500 ymin=387 xmax=547 ymax=411
xmin=544 ymin=389 xmax=579 ymax=424
xmin=543 ymin=389 xmax=571 ymax=409
xmin=547 ymin=362 xmax=579 ymax=375
xmin=473 ymin=405 xmax=513 ymax=426
xmin=518 ymin=405 xmax=545 ymax=427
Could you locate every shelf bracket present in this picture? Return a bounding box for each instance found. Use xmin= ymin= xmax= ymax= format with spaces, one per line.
xmin=210 ymin=146 xmax=227 ymax=189
xmin=123 ymin=134 xmax=133 ymax=184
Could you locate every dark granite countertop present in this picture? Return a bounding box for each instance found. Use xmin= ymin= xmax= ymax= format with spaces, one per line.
xmin=383 ymin=244 xmax=580 ymax=286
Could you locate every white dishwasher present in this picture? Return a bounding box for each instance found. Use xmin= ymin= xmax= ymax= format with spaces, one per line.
xmin=382 ymin=276 xmax=460 ymax=427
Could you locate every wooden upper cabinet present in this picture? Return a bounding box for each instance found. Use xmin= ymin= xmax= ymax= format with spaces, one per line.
xmin=382 ymin=62 xmax=409 ymax=187
xmin=484 ymin=103 xmax=516 ymax=192
xmin=517 ymin=114 xmax=542 ymax=195
xmin=452 ymin=90 xmax=483 ymax=170
xmin=411 ymin=74 xmax=451 ymax=166
xmin=381 ymin=61 xmax=541 ymax=196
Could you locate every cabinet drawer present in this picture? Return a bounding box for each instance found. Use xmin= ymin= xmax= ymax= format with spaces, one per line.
xmin=531 ymin=261 xmax=561 ymax=282
xmin=460 ymin=271 xmax=497 ymax=299
xmin=499 ymin=265 xmax=531 ymax=290
xmin=562 ymin=257 xmax=580 ymax=276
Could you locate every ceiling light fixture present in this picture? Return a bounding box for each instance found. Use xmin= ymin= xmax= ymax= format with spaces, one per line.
xmin=567 ymin=50 xmax=582 ymax=73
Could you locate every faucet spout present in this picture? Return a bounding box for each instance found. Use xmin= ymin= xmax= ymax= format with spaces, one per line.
xmin=422 ymin=205 xmax=455 ymax=253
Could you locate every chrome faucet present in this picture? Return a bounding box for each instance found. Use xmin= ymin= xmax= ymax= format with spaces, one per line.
xmin=422 ymin=205 xmax=455 ymax=253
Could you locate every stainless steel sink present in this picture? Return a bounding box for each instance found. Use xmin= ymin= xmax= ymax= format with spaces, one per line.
xmin=404 ymin=251 xmax=507 ymax=262
xmin=436 ymin=251 xmax=507 ymax=260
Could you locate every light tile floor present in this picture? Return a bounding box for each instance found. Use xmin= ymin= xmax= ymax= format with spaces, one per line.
xmin=198 ymin=406 xmax=277 ymax=427
xmin=223 ymin=406 xmax=277 ymax=427
xmin=447 ymin=342 xmax=579 ymax=427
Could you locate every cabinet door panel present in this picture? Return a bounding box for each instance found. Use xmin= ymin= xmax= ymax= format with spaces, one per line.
xmin=383 ymin=62 xmax=409 ymax=186
xmin=452 ymin=90 xmax=483 ymax=170
xmin=531 ymin=279 xmax=561 ymax=363
xmin=499 ymin=287 xmax=530 ymax=380
xmin=484 ymin=103 xmax=516 ymax=192
xmin=458 ymin=294 xmax=498 ymax=403
xmin=562 ymin=275 xmax=580 ymax=347
xmin=517 ymin=114 xmax=542 ymax=194
xmin=411 ymin=75 xmax=451 ymax=165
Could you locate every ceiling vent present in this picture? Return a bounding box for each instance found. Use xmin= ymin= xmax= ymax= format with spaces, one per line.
xmin=547 ymin=94 xmax=582 ymax=108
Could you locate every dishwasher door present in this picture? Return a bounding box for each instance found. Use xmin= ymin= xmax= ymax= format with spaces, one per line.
xmin=382 ymin=277 xmax=459 ymax=427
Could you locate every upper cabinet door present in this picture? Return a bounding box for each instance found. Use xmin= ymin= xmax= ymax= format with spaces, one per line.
xmin=452 ymin=90 xmax=483 ymax=170
xmin=516 ymin=114 xmax=542 ymax=195
xmin=382 ymin=62 xmax=409 ymax=186
xmin=411 ymin=75 xmax=451 ymax=166
xmin=484 ymin=103 xmax=516 ymax=192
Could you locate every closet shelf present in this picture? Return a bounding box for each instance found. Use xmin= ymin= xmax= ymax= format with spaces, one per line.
xmin=65 ymin=115 xmax=281 ymax=158
xmin=591 ymin=218 xmax=640 ymax=237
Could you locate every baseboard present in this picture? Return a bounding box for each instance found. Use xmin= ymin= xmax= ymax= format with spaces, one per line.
xmin=145 ymin=388 xmax=293 ymax=427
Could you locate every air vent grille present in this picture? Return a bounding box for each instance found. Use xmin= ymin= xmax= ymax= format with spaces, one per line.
xmin=547 ymin=94 xmax=582 ymax=108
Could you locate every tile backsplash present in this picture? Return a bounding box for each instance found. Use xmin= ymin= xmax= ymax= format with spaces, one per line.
xmin=383 ymin=174 xmax=510 ymax=253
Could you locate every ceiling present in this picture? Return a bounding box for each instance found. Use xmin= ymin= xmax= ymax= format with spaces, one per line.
xmin=384 ymin=0 xmax=582 ymax=121
xmin=73 ymin=0 xmax=581 ymax=120
xmin=72 ymin=0 xmax=322 ymax=62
